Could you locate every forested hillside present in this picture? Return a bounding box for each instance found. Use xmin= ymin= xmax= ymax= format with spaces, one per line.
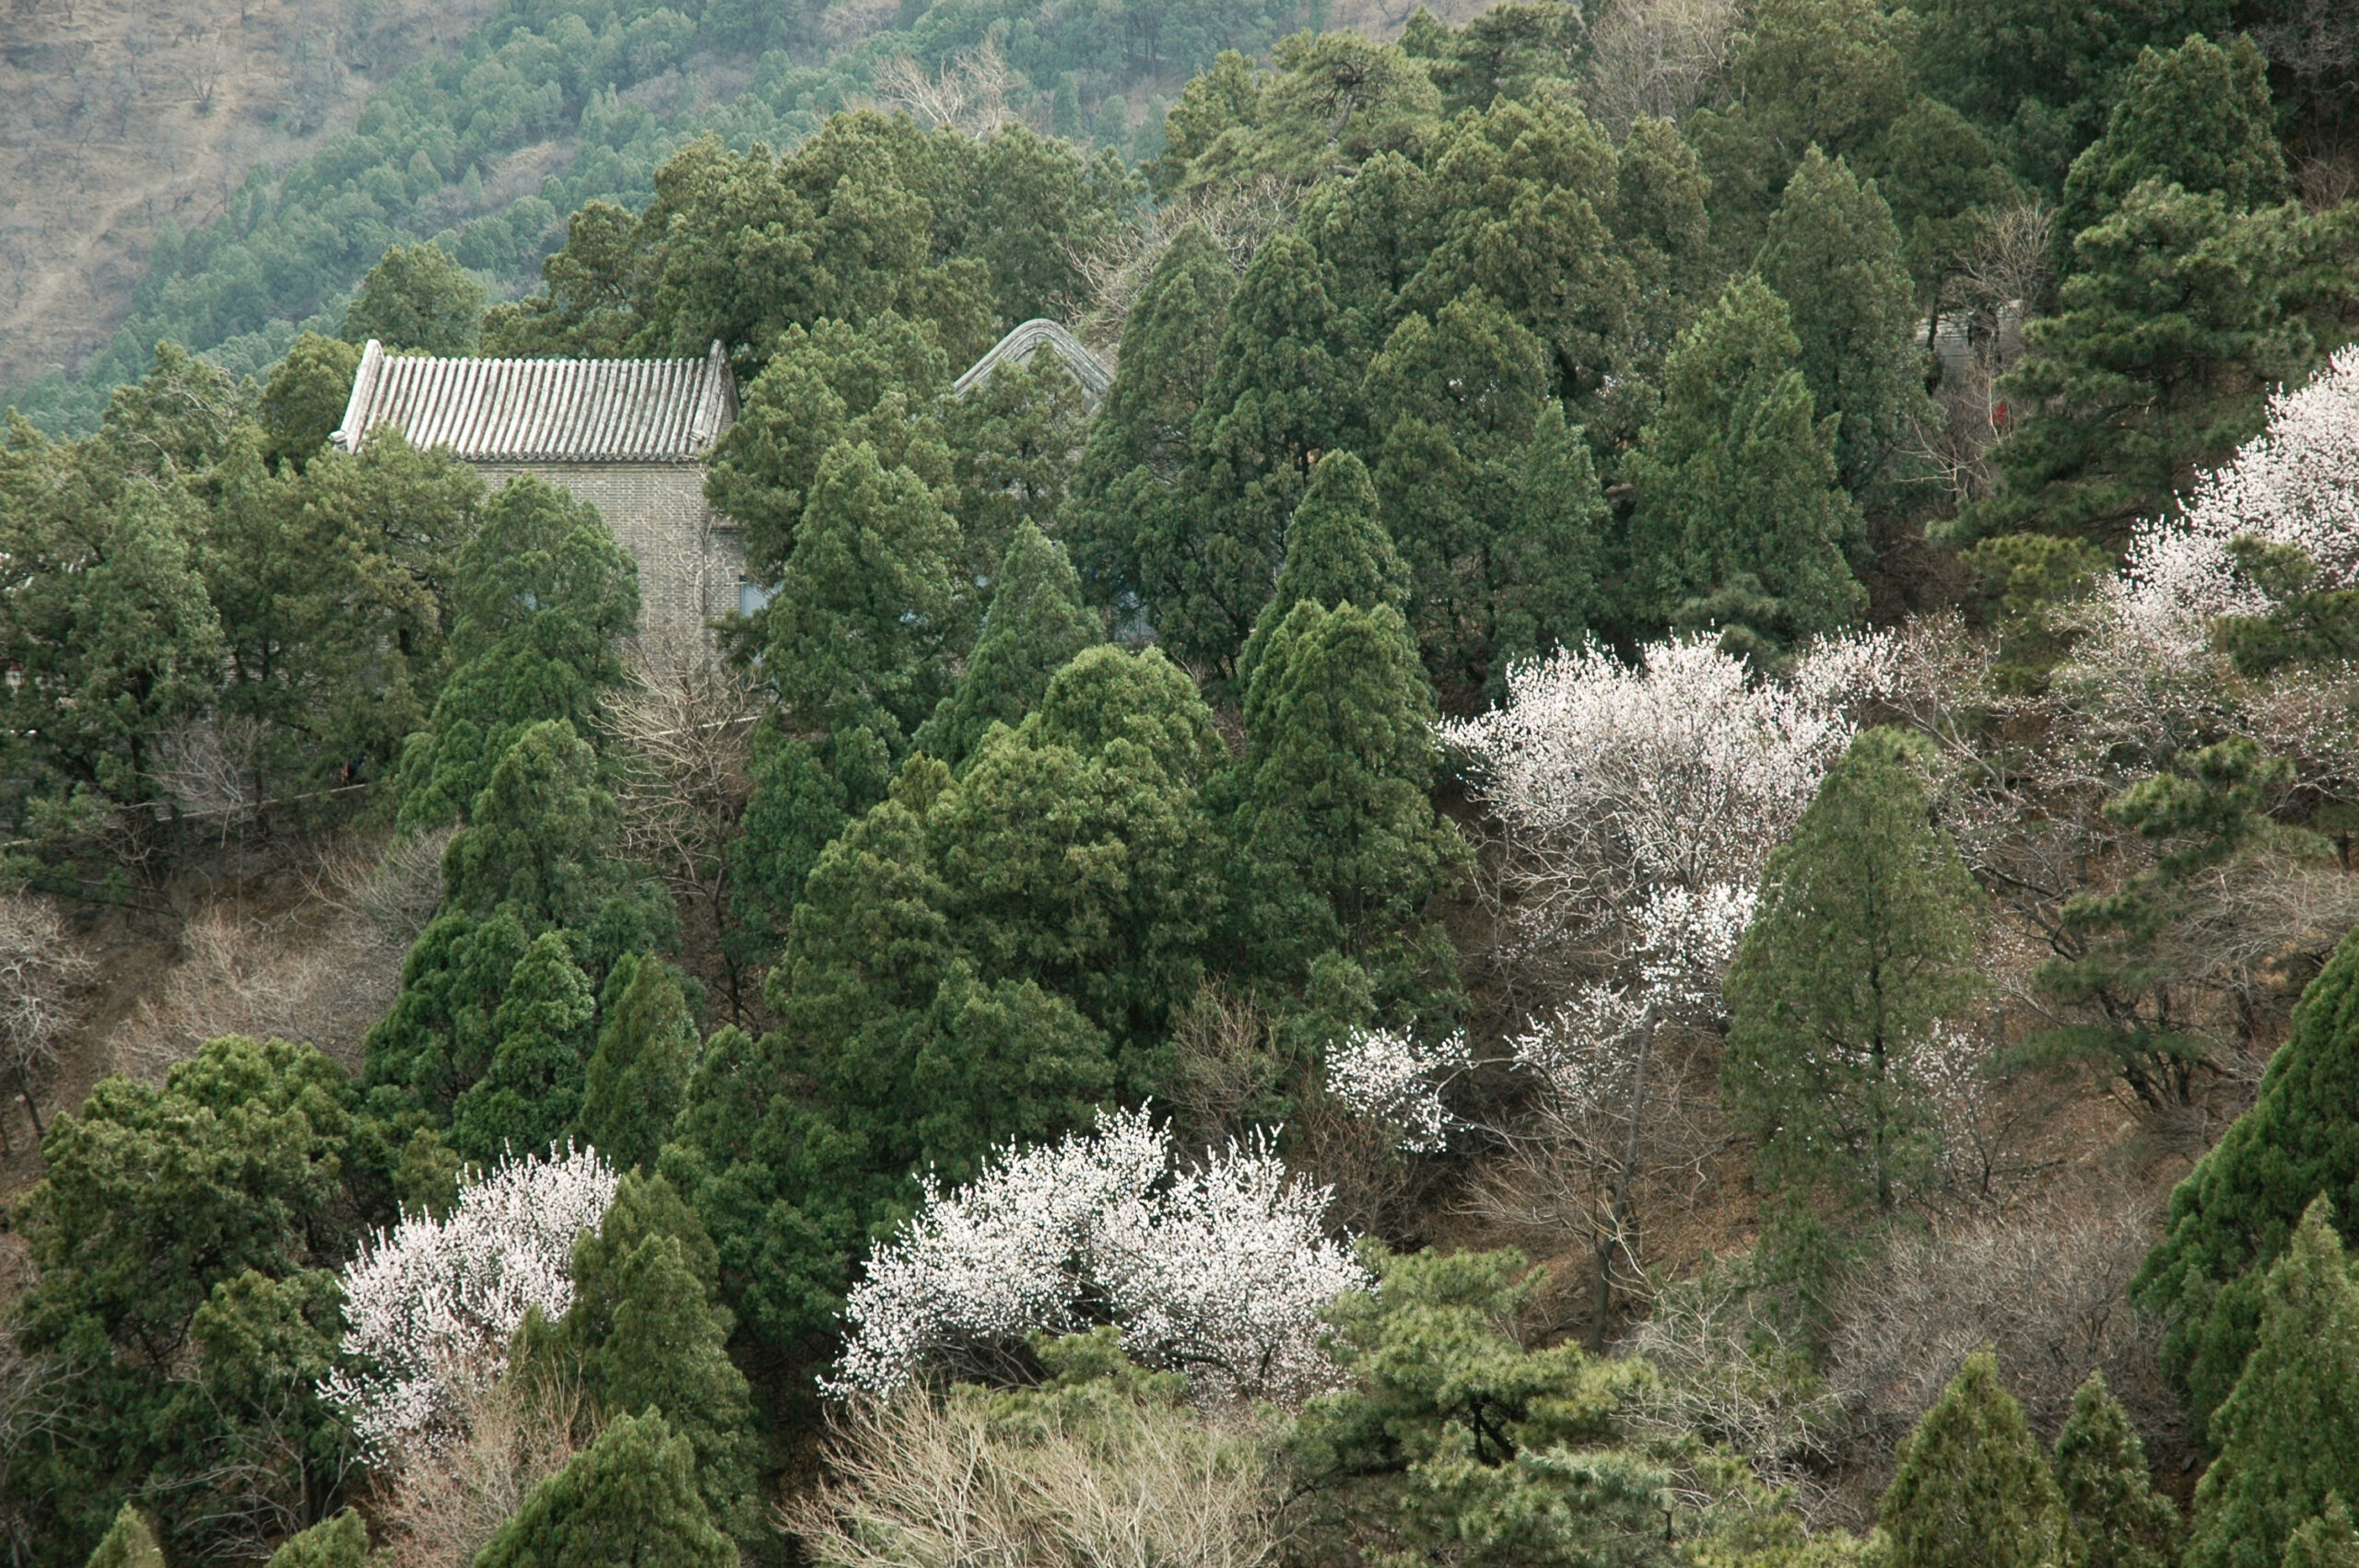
xmin=1 ymin=0 xmax=1486 ymax=434
xmin=7 ymin=0 xmax=2359 ymax=1564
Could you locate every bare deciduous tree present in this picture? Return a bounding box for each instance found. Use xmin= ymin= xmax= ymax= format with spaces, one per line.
xmin=873 ymin=38 xmax=1022 ymax=138
xmin=0 ymin=893 xmax=95 ymax=1141
xmin=1580 ymin=0 xmax=1743 ymax=137
xmin=603 ymin=647 xmax=759 ymax=1019
xmin=790 ymin=1389 xmax=1279 ymax=1568
xmin=371 ymin=1363 xmax=591 ymax=1568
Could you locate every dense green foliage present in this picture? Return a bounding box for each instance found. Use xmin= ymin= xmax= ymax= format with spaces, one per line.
xmin=13 ymin=0 xmax=2359 ymax=1559
xmin=2183 ymin=1201 xmax=2359 ymax=1568
xmin=2132 ymin=924 xmax=2359 ymax=1446
xmin=1878 ymin=1352 xmax=2069 ymax=1568
xmin=1724 ymin=729 xmax=1984 ymax=1272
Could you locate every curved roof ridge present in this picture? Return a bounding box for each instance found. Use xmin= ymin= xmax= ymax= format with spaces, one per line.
xmin=952 ymin=318 xmax=1112 ymax=404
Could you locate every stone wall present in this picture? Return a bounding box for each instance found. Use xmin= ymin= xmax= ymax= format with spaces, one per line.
xmin=475 ymin=461 xmax=745 ymax=650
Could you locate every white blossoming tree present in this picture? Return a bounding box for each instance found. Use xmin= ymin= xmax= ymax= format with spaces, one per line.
xmin=1444 ymin=634 xmax=1904 ymax=1336
xmin=829 ymin=1107 xmax=1367 ymax=1404
xmin=323 ymin=1145 xmax=618 ymax=1461
xmin=1322 ymin=1028 xmax=1470 ymax=1153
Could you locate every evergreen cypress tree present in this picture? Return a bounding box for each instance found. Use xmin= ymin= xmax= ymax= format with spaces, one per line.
xmin=470 ymin=1410 xmax=736 ymax=1568
xmin=2184 ymin=1200 xmax=2359 ymax=1568
xmin=2054 ymin=1372 xmax=2178 ymax=1568
xmin=766 ymin=439 xmax=968 ymax=755
xmin=723 ymin=722 xmax=851 ymax=976
xmin=2284 ymin=1499 xmax=2359 ymax=1568
xmin=1234 ymin=600 xmax=1463 ymax=968
xmin=1362 ymin=290 xmax=1555 ymax=700
xmin=452 ymin=930 xmax=598 ymax=1163
xmin=2131 ymin=923 xmax=2359 ymax=1446
xmin=1623 ymin=273 xmax=1866 ymax=654
xmin=2058 ymin=32 xmax=2288 ymax=249
xmin=547 ymin=1174 xmax=761 ymax=1545
xmin=1756 ymin=146 xmax=1930 ymax=497
xmin=1061 ymin=225 xmax=1236 ymax=657
xmin=84 ymin=1504 xmax=164 ymax=1568
xmin=440 ymin=720 xmax=626 ymax=933
xmin=1490 ymin=401 xmax=1603 ymax=694
xmin=1723 ymin=729 xmax=1984 ymax=1257
xmin=915 ymin=521 xmax=1102 ymax=768
xmin=262 ymin=1510 xmax=369 ymax=1567
xmin=1177 ymin=230 xmax=1356 ymax=675
xmin=393 ymin=475 xmax=638 ymax=830
xmin=577 ymin=954 xmax=701 ymax=1172
xmin=1235 ymin=451 xmax=1407 ymax=688
xmin=1879 ymin=1352 xmax=2069 ymax=1568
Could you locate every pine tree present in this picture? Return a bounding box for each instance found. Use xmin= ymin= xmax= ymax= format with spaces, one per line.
xmin=439 ymin=719 xmax=628 ymax=934
xmin=1723 ymin=729 xmax=1984 ymax=1253
xmin=84 ymin=1504 xmax=164 ymax=1568
xmin=723 ymin=722 xmax=850 ymax=975
xmin=452 ymin=930 xmax=598 ymax=1163
xmin=2058 ymin=32 xmax=2288 ymax=250
xmin=765 ymin=438 xmax=968 ymax=753
xmin=2185 ymin=1200 xmax=2359 ymax=1568
xmin=1236 ymin=451 xmax=1407 ymax=689
xmin=343 ymin=241 xmax=485 ymax=355
xmin=1966 ymin=186 xmax=2314 ymax=544
xmin=1881 ymin=1352 xmax=2069 ymax=1568
xmin=1234 ymin=600 xmax=1463 ymax=968
xmin=1623 ymin=273 xmax=1866 ymax=653
xmin=263 ymin=1510 xmax=369 ymax=1567
xmin=2131 ymin=923 xmax=2359 ymax=1445
xmin=470 ymin=1410 xmax=736 ymax=1568
xmin=547 ymin=1174 xmax=761 ymax=1544
xmin=2054 ymin=1373 xmax=2178 ymax=1568
xmin=577 ymin=954 xmax=701 ymax=1172
xmin=2284 ymin=1499 xmax=2359 ymax=1568
xmin=915 ymin=521 xmax=1102 ymax=769
xmin=1756 ymin=146 xmax=1931 ymax=497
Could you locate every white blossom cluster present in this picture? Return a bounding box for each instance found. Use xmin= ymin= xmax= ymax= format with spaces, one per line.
xmin=1508 ymin=989 xmax=1650 ymax=1115
xmin=1324 ymin=1027 xmax=1472 ymax=1152
xmin=1447 ymin=636 xmax=1859 ymax=908
xmin=322 ymin=1145 xmax=617 ymax=1461
xmin=1634 ymin=882 xmax=1759 ymax=1013
xmin=828 ymin=1106 xmax=1367 ymax=1404
xmin=2081 ymin=345 xmax=2359 ymax=672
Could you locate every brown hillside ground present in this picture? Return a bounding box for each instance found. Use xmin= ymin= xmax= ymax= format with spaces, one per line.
xmin=0 ymin=0 xmax=498 ymax=390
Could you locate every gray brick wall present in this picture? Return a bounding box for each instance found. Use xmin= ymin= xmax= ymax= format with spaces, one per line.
xmin=475 ymin=461 xmax=745 ymax=649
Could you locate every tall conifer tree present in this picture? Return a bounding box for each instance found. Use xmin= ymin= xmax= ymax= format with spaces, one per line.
xmin=470 ymin=1411 xmax=736 ymax=1568
xmin=1880 ymin=1352 xmax=2069 ymax=1568
xmin=1624 ymin=274 xmax=1865 ymax=654
xmin=2133 ymin=923 xmax=2359 ymax=1445
xmin=2184 ymin=1200 xmax=2359 ymax=1568
xmin=1236 ymin=451 xmax=1407 ymax=688
xmin=1756 ymin=146 xmax=1930 ymax=497
xmin=916 ymin=521 xmax=1102 ymax=768
xmin=1724 ymin=728 xmax=1983 ymax=1262
xmin=2054 ymin=1372 xmax=2177 ymax=1568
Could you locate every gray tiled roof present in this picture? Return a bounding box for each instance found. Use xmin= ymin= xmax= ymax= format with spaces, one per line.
xmin=952 ymin=319 xmax=1112 ymax=405
xmin=331 ymin=339 xmax=737 ymax=462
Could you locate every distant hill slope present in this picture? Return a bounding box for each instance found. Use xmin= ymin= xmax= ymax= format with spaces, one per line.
xmin=0 ymin=0 xmax=500 ymax=394
xmin=0 ymin=0 xmax=1478 ymax=434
